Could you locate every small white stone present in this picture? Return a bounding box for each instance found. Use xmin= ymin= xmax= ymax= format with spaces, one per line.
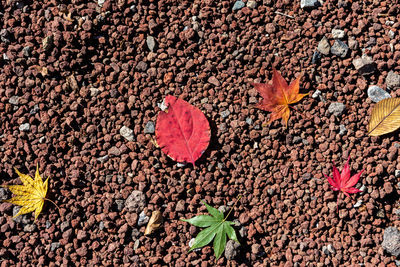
xmin=312 ymin=89 xmax=322 ymax=99
xmin=353 ymin=200 xmax=363 ymax=208
xmin=120 ymin=126 xmax=134 ymax=141
xmin=89 ymin=87 xmax=100 ymax=97
xmin=332 ymin=29 xmax=345 ymax=39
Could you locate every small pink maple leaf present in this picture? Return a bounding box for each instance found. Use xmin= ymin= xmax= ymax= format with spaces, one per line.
xmin=324 ymin=156 xmax=364 ymax=211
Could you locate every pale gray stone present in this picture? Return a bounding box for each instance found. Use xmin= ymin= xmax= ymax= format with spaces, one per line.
xmin=367 ymin=86 xmax=391 ymax=103
xmin=317 ymin=37 xmax=330 ymax=55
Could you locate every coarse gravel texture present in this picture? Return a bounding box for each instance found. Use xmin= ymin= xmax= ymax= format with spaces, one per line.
xmin=1 ymin=0 xmax=400 ymax=266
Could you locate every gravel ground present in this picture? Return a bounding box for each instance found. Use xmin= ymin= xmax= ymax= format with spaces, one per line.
xmin=1 ymin=0 xmax=400 ymax=266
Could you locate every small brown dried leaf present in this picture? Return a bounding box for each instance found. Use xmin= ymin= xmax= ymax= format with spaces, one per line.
xmin=144 ymin=211 xmax=163 ymax=235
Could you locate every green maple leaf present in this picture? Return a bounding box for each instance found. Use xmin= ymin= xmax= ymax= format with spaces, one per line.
xmin=181 ymin=201 xmax=240 ymax=260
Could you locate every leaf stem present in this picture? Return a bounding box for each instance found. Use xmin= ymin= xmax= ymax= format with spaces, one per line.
xmin=44 ymin=198 xmax=61 ymax=214
xmin=223 ymin=195 xmax=242 ymax=222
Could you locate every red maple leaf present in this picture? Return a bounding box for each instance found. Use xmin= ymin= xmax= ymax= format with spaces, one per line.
xmin=324 ymin=156 xmax=364 ymax=211
xmin=251 ymin=69 xmax=308 ymax=126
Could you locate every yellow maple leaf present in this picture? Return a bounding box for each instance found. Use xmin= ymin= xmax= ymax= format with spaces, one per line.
xmin=1 ymin=164 xmax=54 ymax=221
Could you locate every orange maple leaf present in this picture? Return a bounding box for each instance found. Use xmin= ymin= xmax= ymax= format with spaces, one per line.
xmin=252 ymin=69 xmax=308 ymax=126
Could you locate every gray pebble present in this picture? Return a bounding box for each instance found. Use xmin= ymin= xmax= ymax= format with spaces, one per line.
xmin=353 ymin=200 xmax=363 ymax=208
xmin=330 ymin=40 xmax=349 ymax=58
xmin=386 ymin=20 xmax=395 ymax=26
xmin=245 ymin=117 xmax=253 ymax=125
xmin=131 ymin=228 xmax=140 ymax=240
xmin=97 ymin=155 xmax=109 ymax=163
xmin=312 ymin=89 xmax=322 ymax=99
xmin=90 ymin=87 xmax=100 ymax=97
xmin=377 ymin=209 xmax=385 ymax=218
xmin=395 ymin=170 xmax=400 ymax=178
xmin=42 ymin=35 xmax=53 ymax=51
xmin=311 ymin=51 xmax=321 ymax=65
xmin=220 ymin=110 xmax=230 ymax=118
xmin=120 ymin=126 xmax=134 ymax=141
xmin=353 ymin=55 xmax=375 ymax=75
xmin=0 ymin=29 xmax=10 ymax=43
xmin=386 ymin=71 xmax=400 ymax=89
xmin=9 ymin=96 xmax=19 ymax=105
xmin=348 ymin=37 xmax=358 ymax=50
xmin=144 ymin=121 xmax=155 ymax=134
xmin=50 ymin=242 xmax=60 ymax=252
xmin=302 ymin=173 xmax=312 ymax=180
xmin=22 ymin=46 xmax=31 ymax=57
xmin=136 ymin=61 xmax=148 ymax=71
xmin=382 ymin=227 xmax=400 ymax=257
xmin=30 ymin=104 xmax=39 ymax=115
xmin=328 ymin=102 xmax=346 ymax=116
xmin=98 ymin=0 xmax=105 ymax=6
xmin=293 ymin=136 xmax=302 ymax=144
xmin=225 ymin=240 xmax=240 ymax=260
xmin=332 ymin=29 xmax=345 ymax=39
xmin=19 ymin=123 xmax=30 ymax=132
xmin=388 ymin=30 xmax=396 ymax=39
xmin=327 ymin=244 xmax=336 ymax=254
xmin=322 ymin=245 xmax=330 ymax=255
xmin=125 ymin=190 xmax=146 ymax=213
xmin=137 ymin=210 xmax=150 ymax=227
xmin=267 ymin=188 xmax=275 ymax=195
xmin=99 ymin=221 xmax=105 ymax=230
xmin=117 ymin=175 xmax=125 ymax=184
xmin=359 ymin=184 xmax=366 ymax=192
xmin=46 ymin=221 xmax=52 ymax=229
xmin=339 ymin=124 xmax=347 ymax=136
xmin=367 ymin=86 xmax=391 ymax=103
xmin=317 ymin=37 xmax=330 ymax=55
xmin=60 ymin=221 xmax=70 ymax=232
xmin=115 ymin=199 xmax=124 ymax=211
xmin=239 ymin=226 xmax=247 ymax=238
xmin=24 ymin=224 xmax=36 ymax=232
xmin=366 ymin=37 xmax=376 ymax=47
xmin=246 ymin=0 xmax=257 ymax=9
xmin=200 ymin=97 xmax=208 ymax=104
xmin=301 ymin=0 xmax=320 ymax=8
xmin=218 ymin=205 xmax=228 ymax=214
xmin=232 ymin=1 xmax=245 ymax=11
xmin=146 ymin=36 xmax=156 ymax=52
xmin=0 ymin=188 xmax=10 ymax=200
xmin=134 ymin=239 xmax=140 ymax=250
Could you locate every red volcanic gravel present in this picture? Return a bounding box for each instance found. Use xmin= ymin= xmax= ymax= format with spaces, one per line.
xmin=1 ymin=0 xmax=400 ymax=266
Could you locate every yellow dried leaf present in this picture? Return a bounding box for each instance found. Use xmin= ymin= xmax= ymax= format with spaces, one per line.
xmin=1 ymin=164 xmax=49 ymax=221
xmin=144 ymin=211 xmax=163 ymax=235
xmin=368 ymin=98 xmax=400 ymax=136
